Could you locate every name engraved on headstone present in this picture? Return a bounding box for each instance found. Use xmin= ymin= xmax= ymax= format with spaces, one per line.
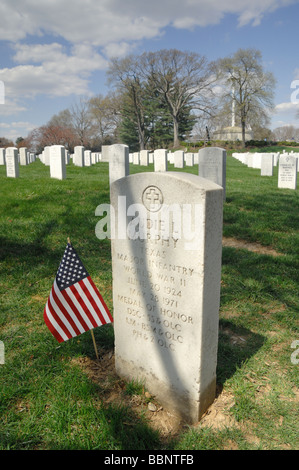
xmin=6 ymin=159 xmax=15 ymax=175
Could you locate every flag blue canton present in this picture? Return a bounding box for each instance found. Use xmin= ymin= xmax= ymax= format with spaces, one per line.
xmin=56 ymin=243 xmax=88 ymax=290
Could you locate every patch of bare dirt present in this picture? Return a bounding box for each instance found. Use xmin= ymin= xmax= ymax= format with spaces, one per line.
xmin=222 ymin=237 xmax=282 ymax=257
xmin=198 ymin=388 xmax=236 ymax=431
xmin=220 ymin=325 xmax=248 ymax=347
xmin=71 ymin=351 xmax=184 ymax=439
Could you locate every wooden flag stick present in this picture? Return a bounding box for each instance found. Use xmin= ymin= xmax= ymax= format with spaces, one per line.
xmin=67 ymin=237 xmax=100 ymax=362
xmin=91 ymin=329 xmax=100 ymax=361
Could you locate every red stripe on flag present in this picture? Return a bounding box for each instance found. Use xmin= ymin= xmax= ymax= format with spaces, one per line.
xmin=78 ymin=278 xmax=106 ymax=325
xmin=87 ymin=276 xmax=113 ymax=323
xmin=47 ymin=292 xmax=73 ymax=341
xmin=69 ymin=283 xmax=98 ymax=329
xmin=43 ymin=303 xmax=65 ymax=343
xmin=52 ymin=284 xmax=82 ymax=337
xmin=44 ymin=285 xmax=73 ymax=342
xmin=60 ymin=288 xmax=90 ymax=332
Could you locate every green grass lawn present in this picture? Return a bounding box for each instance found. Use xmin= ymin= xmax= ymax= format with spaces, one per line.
xmin=0 ymin=154 xmax=298 ymax=450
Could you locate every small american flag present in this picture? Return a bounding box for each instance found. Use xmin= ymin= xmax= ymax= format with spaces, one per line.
xmin=44 ymin=242 xmax=113 ymax=343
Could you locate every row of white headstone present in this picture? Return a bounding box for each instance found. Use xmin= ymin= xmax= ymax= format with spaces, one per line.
xmin=108 ymin=146 xmax=226 ymax=199
xmin=0 ymin=147 xmax=37 ymax=177
xmin=1 ymin=144 xmax=227 ymax=199
xmin=232 ymin=151 xmax=298 ymax=189
xmin=0 ymin=146 xmax=37 ymax=166
xmin=38 ymin=145 xmax=102 ymax=170
xmin=128 ymin=149 xmax=198 ymax=168
xmin=0 ymin=145 xmax=103 ymax=180
xmin=42 ymin=146 xmax=103 ymax=179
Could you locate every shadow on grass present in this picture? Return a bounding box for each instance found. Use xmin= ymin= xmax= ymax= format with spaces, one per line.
xmin=0 ymin=215 xmax=70 ymax=262
xmin=216 ymin=243 xmax=299 ymax=387
xmin=99 ymin=403 xmax=162 ymax=451
xmin=0 ymin=229 xmax=112 ymax=273
xmin=221 ymin=246 xmax=299 ymax=314
xmin=224 ymin=190 xmax=299 ymax=255
xmin=216 ymin=319 xmax=265 ymax=387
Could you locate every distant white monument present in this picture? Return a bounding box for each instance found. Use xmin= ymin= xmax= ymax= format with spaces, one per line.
xmin=213 ymin=82 xmax=253 ymax=142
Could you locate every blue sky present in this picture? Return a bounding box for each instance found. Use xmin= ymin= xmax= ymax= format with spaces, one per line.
xmin=1 ymin=0 xmax=299 ymax=143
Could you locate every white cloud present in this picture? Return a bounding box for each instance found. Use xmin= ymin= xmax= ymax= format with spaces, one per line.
xmin=13 ymin=43 xmax=64 ymax=63
xmin=103 ymin=42 xmax=136 ymax=59
xmin=277 ymin=121 xmax=296 ymax=126
xmin=0 ymin=64 xmax=89 ymax=98
xmin=0 ymin=0 xmax=297 ymax=44
xmin=275 ymin=102 xmax=299 ymax=112
xmin=0 ymin=43 xmax=108 ymax=101
xmin=0 ymin=120 xmax=37 ymax=141
xmin=0 ymin=96 xmax=27 ymax=116
xmin=272 ymin=100 xmax=299 ymax=130
xmin=0 ymin=120 xmax=35 ymax=130
xmin=13 ymin=43 xmax=108 ymax=76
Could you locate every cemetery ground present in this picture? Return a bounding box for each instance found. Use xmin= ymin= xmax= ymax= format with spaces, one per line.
xmin=0 ymin=149 xmax=298 ymax=451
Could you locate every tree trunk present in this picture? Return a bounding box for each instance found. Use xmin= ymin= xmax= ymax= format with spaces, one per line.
xmin=135 ymin=109 xmax=145 ymax=150
xmin=137 ymin=124 xmax=145 ymax=151
xmin=241 ymin=119 xmax=246 ymax=148
xmin=173 ymin=115 xmax=180 ymax=148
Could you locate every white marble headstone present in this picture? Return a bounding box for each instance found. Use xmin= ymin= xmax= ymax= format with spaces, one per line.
xmin=174 ymin=150 xmax=184 ymax=168
xmin=154 ymin=149 xmax=168 ymax=172
xmin=278 ymin=155 xmax=297 ymax=189
xmin=110 ymin=171 xmax=223 ymax=423
xmin=84 ymin=150 xmax=92 ymax=166
xmin=50 ymin=145 xmax=66 ymax=180
xmin=0 ymin=148 xmax=6 ymax=165
xmin=19 ymin=147 xmax=28 ymax=166
xmin=74 ymin=146 xmax=85 ymax=167
xmin=261 ymin=154 xmax=274 ymax=176
xmin=198 ymin=147 xmax=226 ymax=200
xmin=140 ymin=150 xmax=149 ymax=166
xmin=108 ymin=144 xmax=129 ymax=186
xmin=5 ymin=147 xmax=19 ymax=178
xmin=185 ymin=153 xmax=194 ymax=167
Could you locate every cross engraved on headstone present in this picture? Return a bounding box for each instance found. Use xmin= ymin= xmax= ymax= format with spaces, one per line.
xmin=142 ymin=186 xmax=163 ymax=211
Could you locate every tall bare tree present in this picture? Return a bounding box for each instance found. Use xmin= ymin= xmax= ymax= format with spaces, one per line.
xmin=88 ymin=92 xmax=120 ymax=145
xmin=107 ymin=50 xmax=216 ymax=149
xmin=26 ymin=125 xmax=78 ymax=153
xmin=140 ymin=49 xmax=217 ymax=147
xmin=217 ymin=48 xmax=276 ymax=146
xmin=70 ymin=97 xmax=93 ymax=147
xmin=273 ymin=125 xmax=299 ymax=141
xmin=47 ymin=109 xmax=73 ymax=129
xmin=107 ymin=56 xmax=147 ymax=150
